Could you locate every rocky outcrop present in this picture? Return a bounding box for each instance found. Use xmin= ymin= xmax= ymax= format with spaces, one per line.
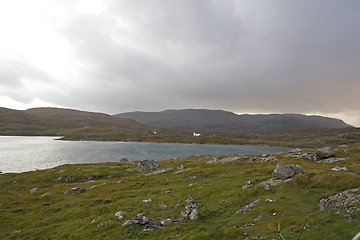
xmin=286 ymin=149 xmax=317 ymax=161
xmin=122 ymin=198 xmax=198 ymax=230
xmin=233 ymin=199 xmax=261 ymax=216
xmin=259 ymin=178 xmax=292 ymax=190
xmin=64 ymin=187 xmax=85 ymax=194
xmin=319 ymin=188 xmax=360 ymax=211
xmin=207 ymin=156 xmax=241 ymax=164
xmin=272 ymin=163 xmax=305 ymax=180
xmin=316 ymin=147 xmax=335 ymax=160
xmin=317 ymin=157 xmax=349 ymax=163
xmin=137 ymin=159 xmax=161 ymax=172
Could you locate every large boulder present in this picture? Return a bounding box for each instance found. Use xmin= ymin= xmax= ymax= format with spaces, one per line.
xmin=137 ymin=159 xmax=161 ymax=172
xmin=272 ymin=163 xmax=305 ymax=180
xmin=316 ymin=147 xmax=335 ymax=160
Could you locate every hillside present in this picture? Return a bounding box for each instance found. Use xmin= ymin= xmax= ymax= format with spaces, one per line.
xmin=114 ymin=109 xmax=352 ymax=134
xmin=0 ymin=144 xmax=359 ymax=239
xmin=0 ymin=107 xmax=175 ymax=141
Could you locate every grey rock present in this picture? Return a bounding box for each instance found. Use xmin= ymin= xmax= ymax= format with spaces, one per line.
xmin=259 ymin=178 xmax=292 ymax=189
xmin=65 ymin=187 xmax=85 ymax=194
xmin=142 ymin=199 xmax=152 ymax=203
xmin=41 ymin=192 xmax=51 ymax=197
xmin=183 ymin=197 xmax=199 ymax=221
xmin=120 ymin=158 xmax=129 ymax=163
xmin=122 ymin=220 xmax=135 ymax=228
xmin=331 ymin=166 xmax=348 ymax=171
xmin=242 ymin=181 xmax=253 ymax=189
xmin=316 ymin=147 xmax=335 ymax=160
xmin=186 ymin=176 xmax=210 ymax=179
xmin=146 ymin=168 xmax=174 ymax=176
xmin=272 ymin=163 xmax=305 ymax=180
xmin=318 ymin=157 xmax=349 ymax=163
xmin=97 ymin=222 xmax=108 ymax=228
xmin=30 ymin=188 xmax=39 ymax=193
xmin=254 ymin=214 xmax=263 ymax=221
xmin=234 ymin=198 xmax=261 ymax=215
xmin=160 ymin=204 xmax=167 ymax=210
xmin=319 ymin=188 xmax=360 ymax=211
xmin=114 ymin=211 xmax=126 ymax=220
xmin=137 ymin=159 xmax=161 ymax=172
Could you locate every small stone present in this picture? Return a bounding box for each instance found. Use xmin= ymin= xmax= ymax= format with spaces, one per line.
xmin=254 ymin=214 xmax=263 ymax=221
xmin=97 ymin=222 xmax=108 ymax=228
xmin=120 ymin=158 xmax=129 ymax=163
xmin=242 ymin=181 xmax=253 ymax=189
xmin=91 ymin=218 xmax=96 ymax=224
xmin=189 ymin=183 xmax=194 ymax=187
xmin=266 ymin=199 xmax=275 ymax=203
xmin=331 ymin=166 xmax=348 ymax=171
xmin=142 ymin=199 xmax=152 ymax=203
xmin=41 ymin=192 xmax=51 ymax=197
xmin=30 ymin=188 xmax=39 ymax=193
xmin=114 ymin=211 xmax=126 ymax=220
xmin=160 ymin=204 xmax=167 ymax=210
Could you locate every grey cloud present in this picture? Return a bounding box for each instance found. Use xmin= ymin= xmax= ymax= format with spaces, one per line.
xmin=3 ymin=0 xmax=359 ymax=124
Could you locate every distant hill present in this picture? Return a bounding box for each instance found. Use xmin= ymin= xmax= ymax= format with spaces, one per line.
xmin=0 ymin=107 xmax=164 ymax=140
xmin=114 ymin=109 xmax=353 ymax=134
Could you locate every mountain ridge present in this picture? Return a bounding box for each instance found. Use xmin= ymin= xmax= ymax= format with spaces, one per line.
xmin=114 ymin=109 xmax=352 ymax=134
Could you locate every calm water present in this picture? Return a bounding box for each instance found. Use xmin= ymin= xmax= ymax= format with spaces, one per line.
xmin=0 ymin=136 xmax=289 ymax=173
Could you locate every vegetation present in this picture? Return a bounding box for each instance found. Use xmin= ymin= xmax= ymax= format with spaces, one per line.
xmin=1 ymin=143 xmax=359 ymax=239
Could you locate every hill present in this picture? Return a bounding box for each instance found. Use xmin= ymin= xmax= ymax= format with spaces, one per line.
xmin=0 ymin=107 xmax=176 ymax=141
xmin=115 ymin=109 xmax=352 ymax=134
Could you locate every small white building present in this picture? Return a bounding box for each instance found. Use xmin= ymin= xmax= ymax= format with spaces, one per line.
xmin=193 ymin=132 xmax=201 ymax=137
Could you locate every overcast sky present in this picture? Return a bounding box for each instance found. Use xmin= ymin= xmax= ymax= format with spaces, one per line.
xmin=1 ymin=0 xmax=360 ymax=126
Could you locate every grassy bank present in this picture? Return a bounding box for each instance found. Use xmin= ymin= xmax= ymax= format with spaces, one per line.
xmin=1 ymin=144 xmax=359 ymax=239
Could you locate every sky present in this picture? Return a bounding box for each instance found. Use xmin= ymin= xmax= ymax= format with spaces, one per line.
xmin=0 ymin=0 xmax=360 ymax=126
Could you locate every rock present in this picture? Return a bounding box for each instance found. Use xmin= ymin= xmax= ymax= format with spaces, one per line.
xmin=319 ymin=188 xmax=360 ymax=211
xmin=177 ymin=165 xmax=185 ymax=171
xmin=258 ymin=178 xmax=292 ymax=189
xmin=65 ymin=187 xmax=85 ymax=194
xmin=189 ymin=183 xmax=194 ymax=187
xmin=254 ymin=214 xmax=263 ymax=221
xmin=114 ymin=211 xmax=126 ymax=220
xmin=186 ymin=176 xmax=210 ymax=179
xmin=142 ymin=199 xmax=152 ymax=203
xmin=160 ymin=204 xmax=167 ymax=210
xmin=91 ymin=218 xmax=96 ymax=224
xmin=339 ymin=145 xmax=349 ymax=148
xmin=266 ymin=199 xmax=275 ymax=203
xmin=316 ymin=147 xmax=335 ymax=160
xmin=137 ymin=159 xmax=161 ymax=172
xmin=41 ymin=192 xmax=51 ymax=197
xmin=120 ymin=158 xmax=129 ymax=163
xmin=146 ymin=168 xmax=174 ymax=176
xmin=233 ymin=199 xmax=261 ymax=216
xmin=160 ymin=218 xmax=173 ymax=225
xmin=97 ymin=222 xmax=108 ymax=228
xmin=182 ymin=197 xmax=199 ymax=221
xmin=272 ymin=163 xmax=305 ymax=180
xmin=122 ymin=220 xmax=135 ymax=228
xmin=352 ymin=232 xmax=360 ymax=240
xmin=242 ymin=181 xmax=253 ymax=189
xmin=30 ymin=188 xmax=39 ymax=193
xmin=318 ymin=157 xmax=349 ymax=163
xmin=331 ymin=166 xmax=348 ymax=171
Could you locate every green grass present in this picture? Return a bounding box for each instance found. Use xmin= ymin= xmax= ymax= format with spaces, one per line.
xmin=1 ymin=145 xmax=360 ymax=239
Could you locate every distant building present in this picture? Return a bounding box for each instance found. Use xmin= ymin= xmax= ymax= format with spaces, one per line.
xmin=193 ymin=132 xmax=201 ymax=137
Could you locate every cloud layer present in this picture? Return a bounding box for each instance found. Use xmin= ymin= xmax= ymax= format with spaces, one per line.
xmin=1 ymin=0 xmax=360 ymax=126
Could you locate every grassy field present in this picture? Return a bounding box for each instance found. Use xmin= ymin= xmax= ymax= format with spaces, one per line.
xmin=1 ymin=143 xmax=359 ymax=239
